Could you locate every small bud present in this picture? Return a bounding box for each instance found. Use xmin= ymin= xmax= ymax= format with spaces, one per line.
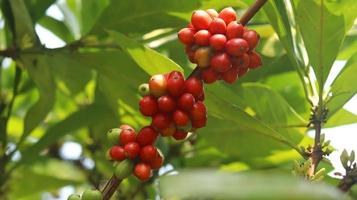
xmin=107 ymin=128 xmax=122 ymax=145
xmin=320 ymin=134 xmax=325 ymax=144
xmin=138 ymin=83 xmax=150 ymax=96
xmin=114 ymin=159 xmax=134 ymax=179
xmin=350 ymin=150 xmax=355 ymax=162
xmin=340 ymin=149 xmax=349 ymax=168
xmin=312 ymin=168 xmax=325 ymax=181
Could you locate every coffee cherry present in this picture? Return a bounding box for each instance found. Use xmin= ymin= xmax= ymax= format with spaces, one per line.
xmin=178 ymin=28 xmax=195 ymax=45
xmin=173 ymin=110 xmax=190 ymax=126
xmin=114 ymin=159 xmax=134 ymax=179
xmin=110 ymin=146 xmax=126 ymax=161
xmin=218 ymin=7 xmax=236 ymax=24
xmin=136 ymin=126 xmax=158 ymax=146
xmin=190 ymin=102 xmax=206 ymax=120
xmin=185 ymin=45 xmax=196 ymax=63
xmin=150 ymin=154 xmax=164 ymax=169
xmin=124 ymin=142 xmax=140 ymax=159
xmin=167 ymin=71 xmax=185 ymax=97
xmin=243 ymin=30 xmax=259 ymax=50
xmin=184 ymin=77 xmax=203 ymax=98
xmin=82 ymin=190 xmax=102 ymax=200
xmin=120 ymin=124 xmax=134 ymax=131
xmin=197 ymin=92 xmax=205 ymax=101
xmin=201 ymin=68 xmax=219 ymax=84
xmin=173 ymin=130 xmax=188 ymax=140
xmin=67 ymin=194 xmax=81 ymax=200
xmin=139 ymin=145 xmax=158 ymax=162
xmin=160 ymin=123 xmax=176 ymax=137
xmin=209 ymin=18 xmax=226 ymax=34
xmin=225 ymin=38 xmax=249 ymax=56
xmin=191 ymin=10 xmax=212 ymax=30
xmin=138 ymin=83 xmax=150 ymax=96
xmin=232 ymin=53 xmax=250 ymax=68
xmin=139 ymin=95 xmax=158 ymax=116
xmin=178 ymin=93 xmax=195 ymax=111
xmin=248 ymin=51 xmax=262 ymax=69
xmin=120 ymin=128 xmax=136 ymax=145
xmin=187 ymin=23 xmax=194 ymax=29
xmin=194 ymin=47 xmax=211 ymax=68
xmin=238 ymin=67 xmax=249 ymax=77
xmin=221 ymin=66 xmax=239 ymax=84
xmin=194 ymin=30 xmax=211 ymax=46
xmin=107 ymin=128 xmax=121 ymax=145
xmin=152 ymin=113 xmax=171 ymax=129
xmin=206 ymin=9 xmax=219 ymax=19
xmin=226 ymin=21 xmax=244 ymax=39
xmin=158 ymin=95 xmax=176 ymax=112
xmin=134 ymin=163 xmax=151 ymax=181
xmin=210 ymin=52 xmax=231 ymax=72
xmin=192 ymin=117 xmax=207 ymax=128
xmin=209 ymin=34 xmax=227 ymax=51
xmin=149 ymin=74 xmax=167 ymax=97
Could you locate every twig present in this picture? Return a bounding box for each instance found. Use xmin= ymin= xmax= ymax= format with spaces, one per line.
xmin=101 ymin=175 xmax=122 ymax=200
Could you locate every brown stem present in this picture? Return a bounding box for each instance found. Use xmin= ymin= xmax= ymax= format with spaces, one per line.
xmin=101 ymin=175 xmax=122 ymax=200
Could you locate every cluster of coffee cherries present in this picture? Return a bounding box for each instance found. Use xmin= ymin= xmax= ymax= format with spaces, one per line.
xmin=106 ymin=124 xmax=164 ymax=182
xmin=139 ymin=70 xmax=207 ymax=139
xmin=178 ymin=7 xmax=262 ymax=84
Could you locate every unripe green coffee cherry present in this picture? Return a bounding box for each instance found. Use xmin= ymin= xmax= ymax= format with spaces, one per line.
xmin=114 ymin=159 xmax=134 ymax=179
xmin=105 ymin=149 xmax=112 ymax=161
xmin=107 ymin=128 xmax=121 ymax=145
xmin=82 ymin=189 xmax=102 ymax=200
xmin=67 ymin=194 xmax=81 ymax=200
xmin=138 ymin=83 xmax=150 ymax=96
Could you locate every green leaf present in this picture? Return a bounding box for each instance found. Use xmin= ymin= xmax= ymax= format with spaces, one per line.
xmin=325 ymin=109 xmax=357 ymax=128
xmin=80 ymin=0 xmax=109 ymax=34
xmin=17 ymin=55 xmax=56 ymax=144
xmin=327 ymin=53 xmax=357 ymax=116
xmin=160 ymin=170 xmax=345 ymax=200
xmin=24 ymin=0 xmax=55 ymax=21
xmin=294 ymin=0 xmax=357 ymax=87
xmin=20 ymin=105 xmax=110 ymax=164
xmin=109 ymin=31 xmax=183 ymax=75
xmin=38 ymin=16 xmax=75 ymax=42
xmin=9 ymin=0 xmax=39 ymax=49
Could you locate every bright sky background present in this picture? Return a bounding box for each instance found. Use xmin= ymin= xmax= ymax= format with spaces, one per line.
xmin=33 ymin=4 xmax=357 ymax=200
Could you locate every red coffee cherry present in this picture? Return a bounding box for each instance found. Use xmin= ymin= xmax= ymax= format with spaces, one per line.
xmin=210 ymin=52 xmax=231 ymax=72
xmin=218 ymin=7 xmax=236 ymax=24
xmin=120 ymin=124 xmax=134 ymax=132
xmin=194 ymin=47 xmax=211 ymax=68
xmin=136 ymin=126 xmax=158 ymax=146
xmin=187 ymin=23 xmax=194 ymax=29
xmin=248 ymin=51 xmax=262 ymax=69
xmin=194 ymin=30 xmax=211 ymax=46
xmin=209 ymin=34 xmax=227 ymax=51
xmin=243 ymin=30 xmax=259 ymax=50
xmin=124 ymin=142 xmax=140 ymax=159
xmin=152 ymin=113 xmax=171 ymax=129
xmin=178 ymin=93 xmax=195 ymax=111
xmin=185 ymin=45 xmax=196 ymax=63
xmin=209 ymin=18 xmax=226 ymax=34
xmin=184 ymin=77 xmax=203 ymax=98
xmin=206 ymin=9 xmax=219 ymax=19
xmin=192 ymin=116 xmax=207 ymax=128
xmin=139 ymin=96 xmax=158 ymax=116
xmin=221 ymin=66 xmax=239 ymax=84
xmin=232 ymin=53 xmax=250 ymax=68
xmin=238 ymin=67 xmax=249 ymax=77
xmin=201 ymin=68 xmax=219 ymax=84
xmin=197 ymin=92 xmax=205 ymax=101
xmin=139 ymin=145 xmax=158 ymax=162
xmin=226 ymin=21 xmax=244 ymax=39
xmin=134 ymin=163 xmax=151 ymax=181
xmin=190 ymin=102 xmax=206 ymax=120
xmin=158 ymin=95 xmax=176 ymax=112
xmin=167 ymin=71 xmax=185 ymax=97
xmin=120 ymin=129 xmax=136 ymax=145
xmin=191 ymin=10 xmax=212 ymax=30
xmin=178 ymin=28 xmax=195 ymax=45
xmin=149 ymin=74 xmax=167 ymax=97
xmin=226 ymin=38 xmax=249 ymax=56
xmin=173 ymin=110 xmax=190 ymax=126
xmin=160 ymin=123 xmax=176 ymax=137
xmin=110 ymin=146 xmax=126 ymax=161
xmin=173 ymin=130 xmax=188 ymax=140
xmin=150 ymin=155 xmax=164 ymax=169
